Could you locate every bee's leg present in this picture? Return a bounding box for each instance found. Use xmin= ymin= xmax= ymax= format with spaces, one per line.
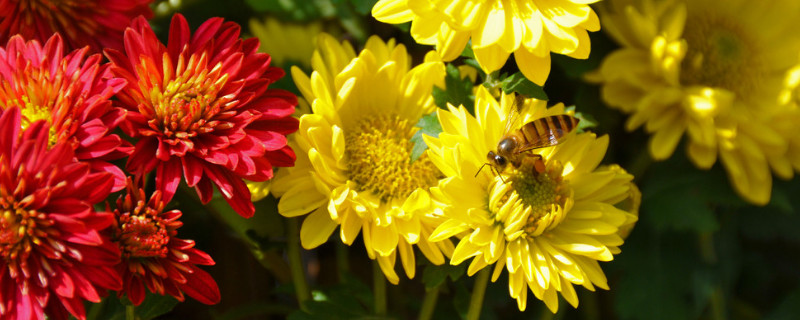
xmin=520 ymin=153 xmax=546 ymax=174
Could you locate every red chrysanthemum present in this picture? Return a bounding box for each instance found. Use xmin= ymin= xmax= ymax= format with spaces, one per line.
xmin=0 ymin=34 xmax=130 ymax=191
xmin=0 ymin=0 xmax=153 ymax=53
xmin=109 ymin=177 xmax=220 ymax=306
xmin=106 ymin=14 xmax=298 ymax=218
xmin=0 ymin=107 xmax=122 ymax=320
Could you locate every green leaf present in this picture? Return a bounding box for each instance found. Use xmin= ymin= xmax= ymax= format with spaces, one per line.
xmin=410 ymin=112 xmax=443 ymax=162
xmin=432 ymin=63 xmax=476 ymax=112
xmin=135 ymin=295 xmax=180 ymax=320
xmin=421 ymin=264 xmax=466 ymax=289
xmin=564 ymin=106 xmax=598 ymax=131
xmin=499 ymin=72 xmax=548 ymax=100
xmin=92 ymin=294 xmax=179 ymax=320
xmin=244 ymin=0 xmax=329 ymax=21
xmin=766 ymin=287 xmax=800 ymax=320
xmin=460 ymin=43 xmax=475 ymax=59
xmin=288 ymin=273 xmax=372 ymax=319
xmin=348 ymin=0 xmax=377 ymax=15
xmin=638 ymin=152 xmax=747 ymax=233
xmin=612 ymin=229 xmax=703 ymax=320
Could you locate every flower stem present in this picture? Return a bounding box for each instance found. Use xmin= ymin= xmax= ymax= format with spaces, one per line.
xmin=699 ymin=232 xmax=725 ymax=320
xmin=287 ymin=217 xmax=311 ymax=312
xmin=418 ymin=284 xmax=441 ymax=320
xmin=125 ymin=305 xmax=135 ymax=320
xmin=336 ymin=240 xmax=350 ymax=282
xmin=373 ymin=261 xmax=387 ymax=315
xmin=466 ymin=268 xmax=491 ymax=320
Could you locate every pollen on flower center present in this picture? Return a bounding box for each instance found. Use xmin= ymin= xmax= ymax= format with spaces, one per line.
xmin=509 ymin=159 xmax=569 ymax=237
xmin=146 ymin=56 xmax=231 ymax=140
xmin=0 ymin=198 xmax=48 ymax=261
xmin=116 ymin=211 xmax=170 ymax=259
xmin=680 ymin=13 xmax=761 ymax=98
xmin=345 ymin=114 xmax=441 ymax=202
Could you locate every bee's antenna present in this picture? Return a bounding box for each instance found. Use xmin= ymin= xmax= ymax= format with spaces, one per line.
xmin=476 ymin=163 xmax=489 ymax=177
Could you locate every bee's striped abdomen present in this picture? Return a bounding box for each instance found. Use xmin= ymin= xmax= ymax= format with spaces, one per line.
xmin=518 ymin=115 xmax=579 ymax=150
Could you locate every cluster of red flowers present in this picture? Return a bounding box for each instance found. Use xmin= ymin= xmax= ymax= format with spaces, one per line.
xmin=0 ymin=2 xmax=297 ymax=319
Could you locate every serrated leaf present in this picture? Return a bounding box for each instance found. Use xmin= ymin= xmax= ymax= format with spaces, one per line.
xmin=410 ymin=112 xmax=443 ymax=162
xmin=500 ymin=72 xmax=548 ymax=100
xmin=432 ymin=63 xmax=476 ymax=112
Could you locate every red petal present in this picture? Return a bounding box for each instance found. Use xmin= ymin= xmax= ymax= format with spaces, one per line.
xmin=156 ymin=159 xmax=182 ymax=203
xmin=178 ymin=266 xmax=220 ymax=305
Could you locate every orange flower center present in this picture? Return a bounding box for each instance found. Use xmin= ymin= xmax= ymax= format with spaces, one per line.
xmin=116 ymin=209 xmax=169 ymax=259
xmin=0 ymin=195 xmax=53 ymax=267
xmin=142 ymin=51 xmax=232 ymax=141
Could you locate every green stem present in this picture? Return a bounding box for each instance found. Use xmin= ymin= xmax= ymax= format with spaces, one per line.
xmin=125 ymin=305 xmax=135 ymax=320
xmin=628 ymin=149 xmax=653 ymax=181
xmin=373 ymin=261 xmax=387 ymax=315
xmin=418 ymin=284 xmax=441 ymax=320
xmin=336 ymin=240 xmax=350 ymax=282
xmin=287 ymin=217 xmax=311 ymax=312
xmin=699 ymin=232 xmax=725 ymax=320
xmin=466 ymin=268 xmax=491 ymax=320
xmin=579 ymin=286 xmax=600 ymax=320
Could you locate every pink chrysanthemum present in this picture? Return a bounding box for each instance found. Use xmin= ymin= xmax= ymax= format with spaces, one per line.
xmin=105 ymin=15 xmax=298 ymax=218
xmin=0 ymin=34 xmax=130 ymax=191
xmin=0 ymin=107 xmax=122 ymax=320
xmin=110 ymin=178 xmax=220 ymax=306
xmin=0 ymin=0 xmax=153 ymax=53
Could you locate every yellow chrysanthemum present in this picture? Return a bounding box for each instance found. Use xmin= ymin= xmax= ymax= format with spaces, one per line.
xmin=778 ymin=65 xmax=800 ymax=176
xmin=425 ymin=86 xmax=639 ymax=312
xmin=249 ymin=18 xmax=324 ymax=68
xmin=272 ymin=33 xmax=454 ymax=284
xmin=372 ymin=0 xmax=601 ymax=85
xmin=592 ymin=0 xmax=800 ymax=205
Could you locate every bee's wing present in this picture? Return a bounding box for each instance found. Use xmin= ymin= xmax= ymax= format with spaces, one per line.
xmin=503 ymin=94 xmax=525 ymax=136
xmin=514 ymin=115 xmax=580 ymax=154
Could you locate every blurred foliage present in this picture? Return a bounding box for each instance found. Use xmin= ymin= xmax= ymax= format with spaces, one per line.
xmin=93 ymin=0 xmax=800 ymax=319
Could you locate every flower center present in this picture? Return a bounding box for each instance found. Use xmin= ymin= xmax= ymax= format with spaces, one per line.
xmin=508 ymin=159 xmax=568 ymax=237
xmin=345 ymin=114 xmax=441 ymax=202
xmin=146 ymin=54 xmax=231 ymax=141
xmin=116 ymin=210 xmax=170 ymax=259
xmin=0 ymin=74 xmax=65 ymax=146
xmin=680 ymin=12 xmax=761 ymax=99
xmin=0 ymin=196 xmax=50 ymax=263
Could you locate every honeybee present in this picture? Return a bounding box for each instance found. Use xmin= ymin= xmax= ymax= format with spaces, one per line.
xmin=478 ymin=111 xmax=580 ymax=179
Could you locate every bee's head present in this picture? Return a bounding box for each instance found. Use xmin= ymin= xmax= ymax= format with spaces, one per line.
xmin=487 ymin=151 xmax=508 ymax=171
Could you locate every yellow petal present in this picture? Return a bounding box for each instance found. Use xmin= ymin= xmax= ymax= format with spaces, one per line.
xmin=300 ymin=207 xmax=337 ymax=249
xmin=514 ymin=47 xmax=550 ymax=85
xmin=378 ymin=254 xmax=400 ymax=284
xmin=649 ymin=121 xmax=686 ymax=160
xmin=398 ymin=240 xmax=416 ymax=279
xmin=436 ymin=25 xmax=471 ymax=61
xmin=429 ymin=219 xmax=470 ymax=242
xmin=339 ymin=207 xmax=362 ymax=245
xmin=372 ymin=0 xmax=414 ymax=23
xmin=450 ymin=238 xmax=482 ymax=265
xmin=278 ymin=178 xmax=327 ymax=217
xmin=473 ymin=44 xmax=512 ymax=75
xmin=371 ymin=223 xmax=399 ymax=256
xmin=473 ymin=2 xmax=507 ymax=49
